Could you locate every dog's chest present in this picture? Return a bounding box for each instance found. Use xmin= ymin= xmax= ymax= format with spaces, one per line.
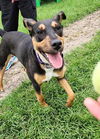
xmin=43 ymin=68 xmax=59 ymax=82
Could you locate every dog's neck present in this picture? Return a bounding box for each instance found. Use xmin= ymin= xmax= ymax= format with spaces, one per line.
xmin=32 ymin=37 xmax=53 ymax=69
xmin=35 ymin=50 xmax=52 ymax=69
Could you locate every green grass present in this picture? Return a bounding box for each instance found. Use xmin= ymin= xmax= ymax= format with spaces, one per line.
xmin=0 ymin=0 xmax=100 ymax=138
xmin=0 ymin=31 xmax=100 ymax=138
xmin=37 ymin=0 xmax=100 ymax=25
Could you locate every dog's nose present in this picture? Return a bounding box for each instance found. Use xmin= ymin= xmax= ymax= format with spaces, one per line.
xmin=51 ymin=39 xmax=62 ymax=51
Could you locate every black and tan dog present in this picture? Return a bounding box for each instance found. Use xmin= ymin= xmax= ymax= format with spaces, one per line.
xmin=0 ymin=11 xmax=75 ymax=107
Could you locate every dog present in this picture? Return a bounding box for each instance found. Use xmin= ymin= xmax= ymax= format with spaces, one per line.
xmin=0 ymin=11 xmax=75 ymax=107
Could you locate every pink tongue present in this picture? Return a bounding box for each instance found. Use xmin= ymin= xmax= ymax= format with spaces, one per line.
xmin=47 ymin=52 xmax=63 ymax=69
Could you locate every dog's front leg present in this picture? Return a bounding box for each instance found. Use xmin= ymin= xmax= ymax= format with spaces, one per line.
xmin=55 ymin=66 xmax=75 ymax=107
xmin=35 ymin=92 xmax=48 ymax=107
xmin=58 ymin=78 xmax=75 ymax=107
xmin=31 ymin=73 xmax=48 ymax=107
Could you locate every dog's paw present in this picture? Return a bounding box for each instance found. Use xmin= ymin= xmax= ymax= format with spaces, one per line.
xmin=41 ymin=102 xmax=49 ymax=107
xmin=65 ymin=94 xmax=75 ymax=107
xmin=65 ymin=99 xmax=74 ymax=107
xmin=65 ymin=102 xmax=72 ymax=107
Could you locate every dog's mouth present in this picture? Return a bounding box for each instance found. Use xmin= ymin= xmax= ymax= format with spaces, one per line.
xmin=33 ymin=37 xmax=64 ymax=69
xmin=41 ymin=52 xmax=63 ymax=69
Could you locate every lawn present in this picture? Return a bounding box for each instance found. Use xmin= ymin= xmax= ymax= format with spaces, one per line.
xmin=0 ymin=30 xmax=100 ymax=138
xmin=0 ymin=0 xmax=100 ymax=138
xmin=37 ymin=0 xmax=100 ymax=24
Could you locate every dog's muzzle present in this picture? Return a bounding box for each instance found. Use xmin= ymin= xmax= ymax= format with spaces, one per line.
xmin=51 ymin=39 xmax=62 ymax=51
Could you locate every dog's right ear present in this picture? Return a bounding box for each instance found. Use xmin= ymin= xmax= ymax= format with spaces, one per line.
xmin=53 ymin=11 xmax=66 ymax=23
xmin=23 ymin=18 xmax=37 ymax=31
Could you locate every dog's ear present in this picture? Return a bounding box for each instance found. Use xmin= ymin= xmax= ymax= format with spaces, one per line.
xmin=53 ymin=11 xmax=66 ymax=23
xmin=23 ymin=18 xmax=36 ymax=31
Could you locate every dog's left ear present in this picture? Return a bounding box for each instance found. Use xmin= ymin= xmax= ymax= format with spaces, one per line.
xmin=23 ymin=18 xmax=37 ymax=31
xmin=53 ymin=11 xmax=66 ymax=23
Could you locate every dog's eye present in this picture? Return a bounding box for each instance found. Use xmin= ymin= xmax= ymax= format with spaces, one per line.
xmin=54 ymin=25 xmax=62 ymax=31
xmin=53 ymin=25 xmax=63 ymax=37
xmin=35 ymin=29 xmax=46 ymax=42
xmin=56 ymin=26 xmax=61 ymax=30
xmin=37 ymin=30 xmax=42 ymax=34
xmin=37 ymin=29 xmax=45 ymax=35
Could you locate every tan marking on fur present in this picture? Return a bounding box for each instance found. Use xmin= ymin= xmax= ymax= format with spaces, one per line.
xmin=57 ymin=35 xmax=64 ymax=46
xmin=32 ymin=35 xmax=64 ymax=54
xmin=58 ymin=78 xmax=75 ymax=107
xmin=34 ymin=73 xmax=46 ymax=85
xmin=40 ymin=64 xmax=46 ymax=70
xmin=35 ymin=92 xmax=48 ymax=106
xmin=55 ymin=66 xmax=66 ymax=79
xmin=51 ymin=21 xmax=58 ymax=27
xmin=0 ymin=55 xmax=12 ymax=91
xmin=24 ymin=18 xmax=36 ymax=31
xmin=59 ymin=13 xmax=64 ymax=23
xmin=38 ymin=24 xmax=46 ymax=30
xmin=31 ymin=21 xmax=36 ymax=25
xmin=32 ymin=36 xmax=52 ymax=53
xmin=32 ymin=37 xmax=46 ymax=49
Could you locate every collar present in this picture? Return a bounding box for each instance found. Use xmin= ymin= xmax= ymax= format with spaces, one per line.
xmin=35 ymin=50 xmax=52 ymax=69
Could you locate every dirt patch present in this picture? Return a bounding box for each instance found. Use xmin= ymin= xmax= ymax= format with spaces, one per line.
xmin=63 ymin=10 xmax=100 ymax=53
xmin=0 ymin=10 xmax=100 ymax=100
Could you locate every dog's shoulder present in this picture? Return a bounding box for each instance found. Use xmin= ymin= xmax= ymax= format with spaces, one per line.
xmin=2 ymin=31 xmax=33 ymax=49
xmin=3 ymin=31 xmax=30 ymax=40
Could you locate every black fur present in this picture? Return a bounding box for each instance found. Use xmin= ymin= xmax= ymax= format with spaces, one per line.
xmin=0 ymin=29 xmax=6 ymax=37
xmin=0 ymin=11 xmax=71 ymax=107
xmin=0 ymin=31 xmax=45 ymax=92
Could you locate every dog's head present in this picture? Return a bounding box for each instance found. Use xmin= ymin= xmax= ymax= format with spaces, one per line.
xmin=23 ymin=11 xmax=66 ymax=69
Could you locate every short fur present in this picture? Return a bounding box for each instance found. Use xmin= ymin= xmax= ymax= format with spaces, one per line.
xmin=0 ymin=11 xmax=75 ymax=107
